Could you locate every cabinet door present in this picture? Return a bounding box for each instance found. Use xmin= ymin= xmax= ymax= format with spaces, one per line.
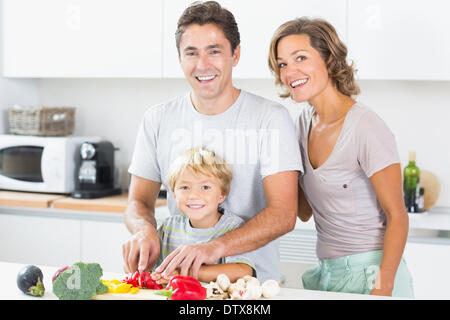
xmin=0 ymin=214 xmax=81 ymax=266
xmin=348 ymin=0 xmax=450 ymax=80
xmin=3 ymin=0 xmax=162 ymax=77
xmin=404 ymin=240 xmax=450 ymax=299
xmin=163 ymin=0 xmax=347 ymax=78
xmin=80 ymin=220 xmax=131 ymax=273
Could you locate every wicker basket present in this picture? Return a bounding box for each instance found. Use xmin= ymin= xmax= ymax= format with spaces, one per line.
xmin=8 ymin=106 xmax=76 ymax=136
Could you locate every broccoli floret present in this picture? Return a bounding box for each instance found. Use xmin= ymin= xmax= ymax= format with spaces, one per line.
xmin=52 ymin=262 xmax=108 ymax=300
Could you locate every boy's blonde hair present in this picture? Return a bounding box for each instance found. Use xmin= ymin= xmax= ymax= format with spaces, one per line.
xmin=168 ymin=147 xmax=233 ymax=195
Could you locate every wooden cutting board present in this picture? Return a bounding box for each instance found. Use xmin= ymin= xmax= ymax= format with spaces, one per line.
xmin=420 ymin=170 xmax=440 ymax=211
xmin=52 ymin=193 xmax=167 ymax=213
xmin=0 ymin=191 xmax=66 ymax=208
xmin=93 ymin=288 xmax=167 ymax=300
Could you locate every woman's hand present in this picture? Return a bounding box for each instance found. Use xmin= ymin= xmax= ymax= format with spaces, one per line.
xmin=369 ymin=273 xmax=394 ymax=296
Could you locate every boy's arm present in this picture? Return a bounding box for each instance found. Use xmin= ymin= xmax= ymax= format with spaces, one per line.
xmin=198 ymin=263 xmax=253 ymax=283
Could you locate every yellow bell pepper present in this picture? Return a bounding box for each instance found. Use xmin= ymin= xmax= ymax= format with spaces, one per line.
xmin=102 ymin=279 xmax=136 ymax=294
xmin=130 ymin=287 xmax=140 ymax=295
xmin=113 ymin=283 xmax=133 ymax=294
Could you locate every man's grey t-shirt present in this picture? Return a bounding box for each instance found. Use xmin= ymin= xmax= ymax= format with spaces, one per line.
xmin=297 ymin=102 xmax=400 ymax=260
xmin=129 ymin=90 xmax=303 ymax=282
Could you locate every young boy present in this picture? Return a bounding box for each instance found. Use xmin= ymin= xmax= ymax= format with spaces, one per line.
xmin=152 ymin=147 xmax=255 ymax=284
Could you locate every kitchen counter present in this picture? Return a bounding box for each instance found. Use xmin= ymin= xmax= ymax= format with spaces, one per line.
xmin=1 ymin=190 xmax=450 ymax=232
xmin=0 ymin=190 xmax=167 ymax=222
xmin=297 ymin=209 xmax=450 ymax=232
xmin=1 ymin=261 xmax=395 ymax=300
xmin=0 ymin=190 xmax=167 ymax=213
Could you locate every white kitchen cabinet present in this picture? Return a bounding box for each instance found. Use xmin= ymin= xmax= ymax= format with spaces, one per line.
xmin=404 ymin=239 xmax=450 ymax=299
xmin=0 ymin=214 xmax=81 ymax=267
xmin=80 ymin=220 xmax=130 ymax=273
xmin=347 ymin=0 xmax=450 ymax=80
xmin=162 ymin=0 xmax=348 ymax=79
xmin=2 ymin=0 xmax=162 ymax=77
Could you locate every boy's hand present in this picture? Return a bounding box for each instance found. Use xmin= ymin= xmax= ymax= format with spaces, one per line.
xmin=151 ymin=269 xmax=179 ymax=285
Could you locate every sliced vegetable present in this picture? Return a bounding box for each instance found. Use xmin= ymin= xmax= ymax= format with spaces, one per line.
xmin=17 ymin=265 xmax=45 ymax=297
xmin=121 ymin=271 xmax=163 ymax=290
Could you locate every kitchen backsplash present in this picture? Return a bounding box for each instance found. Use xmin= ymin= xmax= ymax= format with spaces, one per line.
xmin=1 ymin=77 xmax=449 ymax=208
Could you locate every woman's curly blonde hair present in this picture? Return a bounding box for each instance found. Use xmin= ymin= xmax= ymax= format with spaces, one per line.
xmin=268 ymin=17 xmax=360 ymax=99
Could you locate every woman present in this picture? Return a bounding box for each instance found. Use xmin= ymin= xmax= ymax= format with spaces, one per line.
xmin=268 ymin=17 xmax=414 ymax=298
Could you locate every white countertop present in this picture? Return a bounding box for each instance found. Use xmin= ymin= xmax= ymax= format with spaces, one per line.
xmin=1 ymin=261 xmax=394 ymax=300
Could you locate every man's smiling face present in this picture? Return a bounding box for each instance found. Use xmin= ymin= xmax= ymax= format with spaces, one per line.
xmin=178 ymin=23 xmax=240 ymax=102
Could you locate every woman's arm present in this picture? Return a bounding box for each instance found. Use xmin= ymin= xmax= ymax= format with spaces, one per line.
xmin=369 ymin=163 xmax=409 ymax=296
xmin=197 ymin=263 xmax=253 ymax=283
xmin=298 ymin=185 xmax=313 ymax=222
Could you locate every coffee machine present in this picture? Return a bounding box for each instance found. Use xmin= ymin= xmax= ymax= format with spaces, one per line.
xmin=71 ymin=140 xmax=121 ymax=199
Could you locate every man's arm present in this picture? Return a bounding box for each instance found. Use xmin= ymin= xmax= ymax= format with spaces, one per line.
xmin=155 ymin=170 xmax=299 ymax=278
xmin=122 ymin=174 xmax=162 ymax=273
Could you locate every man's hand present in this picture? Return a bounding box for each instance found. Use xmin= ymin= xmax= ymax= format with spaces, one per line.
xmin=155 ymin=240 xmax=225 ymax=279
xmin=123 ymin=175 xmax=162 ymax=273
xmin=122 ymin=225 xmax=160 ymax=273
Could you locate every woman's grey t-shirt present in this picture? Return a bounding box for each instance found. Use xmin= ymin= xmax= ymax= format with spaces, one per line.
xmin=129 ymin=90 xmax=303 ymax=282
xmin=297 ymin=103 xmax=400 ymax=260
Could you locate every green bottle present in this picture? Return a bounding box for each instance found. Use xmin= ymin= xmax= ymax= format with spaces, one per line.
xmin=403 ymin=151 xmax=420 ymax=213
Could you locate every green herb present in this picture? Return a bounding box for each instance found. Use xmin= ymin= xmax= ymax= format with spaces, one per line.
xmin=52 ymin=262 xmax=108 ymax=300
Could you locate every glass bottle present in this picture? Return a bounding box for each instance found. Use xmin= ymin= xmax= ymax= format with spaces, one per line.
xmin=403 ymin=151 xmax=420 ymax=213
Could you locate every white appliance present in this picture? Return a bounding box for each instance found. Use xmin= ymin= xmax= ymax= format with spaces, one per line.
xmin=0 ymin=134 xmax=101 ymax=193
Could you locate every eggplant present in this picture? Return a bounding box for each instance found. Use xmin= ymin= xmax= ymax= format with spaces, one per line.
xmin=17 ymin=265 xmax=45 ymax=297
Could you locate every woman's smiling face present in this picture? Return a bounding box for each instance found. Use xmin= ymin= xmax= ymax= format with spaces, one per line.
xmin=276 ymin=34 xmax=330 ymax=103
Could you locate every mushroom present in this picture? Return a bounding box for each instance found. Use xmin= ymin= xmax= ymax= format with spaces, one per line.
xmin=242 ymin=283 xmax=263 ymax=300
xmin=242 ymin=275 xmax=260 ymax=288
xmin=261 ymin=279 xmax=281 ymax=298
xmin=228 ymin=282 xmax=245 ymax=300
xmin=216 ymin=273 xmax=231 ymax=291
xmin=205 ymin=281 xmax=228 ymax=300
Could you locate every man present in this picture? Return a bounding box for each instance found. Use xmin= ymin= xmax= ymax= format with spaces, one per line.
xmin=122 ymin=1 xmax=303 ymax=282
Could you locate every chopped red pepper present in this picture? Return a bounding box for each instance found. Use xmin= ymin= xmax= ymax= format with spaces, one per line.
xmin=155 ymin=275 xmax=206 ymax=300
xmin=122 ymin=271 xmax=163 ymax=290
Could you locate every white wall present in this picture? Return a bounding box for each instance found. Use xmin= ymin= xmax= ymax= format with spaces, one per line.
xmin=37 ymin=78 xmax=450 ymax=207
xmin=0 ymin=0 xmax=39 ymax=132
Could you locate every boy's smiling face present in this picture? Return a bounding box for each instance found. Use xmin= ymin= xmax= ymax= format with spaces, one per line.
xmin=173 ymin=168 xmax=226 ymax=228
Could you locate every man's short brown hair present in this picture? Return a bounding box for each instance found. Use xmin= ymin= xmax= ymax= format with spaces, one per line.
xmin=175 ymin=1 xmax=240 ymax=55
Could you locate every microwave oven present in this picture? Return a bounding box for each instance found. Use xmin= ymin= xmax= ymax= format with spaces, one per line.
xmin=0 ymin=134 xmax=101 ymax=193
